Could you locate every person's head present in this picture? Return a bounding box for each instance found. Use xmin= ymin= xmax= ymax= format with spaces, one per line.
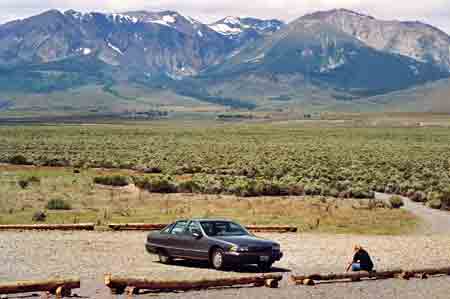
xmin=353 ymin=244 xmax=363 ymax=252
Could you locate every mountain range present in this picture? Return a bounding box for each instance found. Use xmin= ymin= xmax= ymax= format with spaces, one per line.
xmin=0 ymin=8 xmax=449 ymax=115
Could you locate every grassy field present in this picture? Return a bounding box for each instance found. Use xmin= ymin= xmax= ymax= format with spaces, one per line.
xmin=0 ymin=165 xmax=417 ymax=234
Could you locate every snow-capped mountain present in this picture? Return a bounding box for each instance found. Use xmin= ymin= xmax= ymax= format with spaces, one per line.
xmin=210 ymin=16 xmax=284 ymax=37
xmin=0 ymin=8 xmax=449 ymax=111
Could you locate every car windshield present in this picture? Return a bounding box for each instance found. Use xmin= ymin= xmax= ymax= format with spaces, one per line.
xmin=200 ymin=221 xmax=249 ymax=237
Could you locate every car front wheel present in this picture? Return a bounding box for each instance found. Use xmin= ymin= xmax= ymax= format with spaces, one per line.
xmin=211 ymin=248 xmax=226 ymax=270
xmin=158 ymin=249 xmax=172 ymax=264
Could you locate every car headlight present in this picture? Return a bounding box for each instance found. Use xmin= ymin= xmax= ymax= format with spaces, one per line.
xmin=229 ymin=245 xmax=249 ymax=252
xmin=229 ymin=245 xmax=238 ymax=252
xmin=272 ymin=244 xmax=280 ymax=250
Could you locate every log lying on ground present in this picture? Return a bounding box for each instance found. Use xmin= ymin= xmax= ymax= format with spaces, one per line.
xmin=105 ymin=274 xmax=283 ymax=293
xmin=108 ymin=223 xmax=167 ymax=231
xmin=291 ymin=269 xmax=403 ymax=284
xmin=108 ymin=223 xmax=297 ymax=233
xmin=0 ymin=223 xmax=95 ymax=231
xmin=292 ymin=266 xmax=450 ymax=285
xmin=245 ymin=226 xmax=298 ymax=233
xmin=0 ymin=277 xmax=80 ymax=295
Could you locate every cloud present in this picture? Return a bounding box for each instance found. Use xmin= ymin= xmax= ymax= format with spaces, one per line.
xmin=0 ymin=0 xmax=449 ymax=33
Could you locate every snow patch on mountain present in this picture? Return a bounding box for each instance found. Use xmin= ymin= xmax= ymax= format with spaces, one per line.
xmin=107 ymin=42 xmax=123 ymax=55
xmin=210 ymin=23 xmax=242 ymax=35
xmin=82 ymin=48 xmax=92 ymax=55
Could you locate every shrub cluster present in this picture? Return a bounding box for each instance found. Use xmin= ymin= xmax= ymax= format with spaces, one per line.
xmin=93 ymin=175 xmax=130 ymax=187
xmin=131 ymin=174 xmax=376 ymax=198
xmin=389 ymin=196 xmax=404 ymax=209
xmin=46 ymin=198 xmax=72 ymax=210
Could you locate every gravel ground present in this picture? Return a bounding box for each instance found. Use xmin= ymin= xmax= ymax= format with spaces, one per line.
xmin=1 ymin=230 xmax=450 ymax=298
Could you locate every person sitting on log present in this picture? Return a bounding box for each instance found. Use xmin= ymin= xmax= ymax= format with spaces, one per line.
xmin=346 ymin=244 xmax=374 ymax=272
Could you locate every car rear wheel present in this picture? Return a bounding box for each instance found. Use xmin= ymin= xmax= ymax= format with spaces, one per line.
xmin=158 ymin=249 xmax=172 ymax=264
xmin=258 ymin=262 xmax=273 ymax=272
xmin=211 ymin=248 xmax=226 ymax=270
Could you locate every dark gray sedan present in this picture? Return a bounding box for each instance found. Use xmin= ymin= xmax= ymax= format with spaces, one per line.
xmin=145 ymin=219 xmax=283 ymax=271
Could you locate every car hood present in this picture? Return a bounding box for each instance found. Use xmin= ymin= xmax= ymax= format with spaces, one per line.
xmin=211 ymin=235 xmax=277 ymax=247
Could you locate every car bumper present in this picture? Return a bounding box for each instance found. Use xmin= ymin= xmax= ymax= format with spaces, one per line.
xmin=224 ymin=251 xmax=283 ymax=265
xmin=145 ymin=242 xmax=158 ymax=254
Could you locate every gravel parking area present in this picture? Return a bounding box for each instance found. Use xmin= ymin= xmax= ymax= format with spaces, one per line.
xmin=1 ymin=231 xmax=450 ymax=298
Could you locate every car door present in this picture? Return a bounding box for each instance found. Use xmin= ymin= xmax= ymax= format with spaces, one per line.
xmin=165 ymin=220 xmax=188 ymax=256
xmin=176 ymin=221 xmax=209 ymax=260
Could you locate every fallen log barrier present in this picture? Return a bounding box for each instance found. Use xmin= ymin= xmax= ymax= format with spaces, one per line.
xmin=108 ymin=223 xmax=167 ymax=231
xmin=245 ymin=225 xmax=298 ymax=233
xmin=108 ymin=223 xmax=297 ymax=233
xmin=0 ymin=223 xmax=95 ymax=231
xmin=0 ymin=277 xmax=80 ymax=297
xmin=291 ymin=266 xmax=450 ymax=285
xmin=104 ymin=274 xmax=283 ymax=294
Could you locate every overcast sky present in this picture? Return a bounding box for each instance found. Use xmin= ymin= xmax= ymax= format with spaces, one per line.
xmin=0 ymin=0 xmax=449 ymax=34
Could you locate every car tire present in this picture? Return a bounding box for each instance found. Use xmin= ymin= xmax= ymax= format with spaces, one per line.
xmin=158 ymin=249 xmax=172 ymax=264
xmin=211 ymin=248 xmax=226 ymax=270
xmin=257 ymin=262 xmax=273 ymax=272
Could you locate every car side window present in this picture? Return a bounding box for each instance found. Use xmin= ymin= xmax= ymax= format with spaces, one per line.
xmin=170 ymin=221 xmax=187 ymax=235
xmin=160 ymin=224 xmax=174 ymax=234
xmin=185 ymin=221 xmax=201 ymax=234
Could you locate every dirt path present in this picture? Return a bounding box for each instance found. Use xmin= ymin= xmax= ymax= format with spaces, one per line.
xmin=375 ymin=193 xmax=450 ymax=235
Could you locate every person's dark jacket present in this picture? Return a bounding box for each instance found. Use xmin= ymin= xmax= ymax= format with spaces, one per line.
xmin=353 ymin=249 xmax=374 ymax=271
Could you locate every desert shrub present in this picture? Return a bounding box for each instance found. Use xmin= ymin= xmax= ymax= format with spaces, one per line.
xmin=143 ymin=166 xmax=163 ymax=174
xmin=17 ymin=176 xmax=41 ymax=189
xmin=46 ymin=198 xmax=72 ymax=210
xmin=441 ymin=187 xmax=450 ymax=210
xmin=32 ymin=211 xmax=47 ymax=222
xmin=389 ymin=196 xmax=404 ymax=209
xmin=410 ymin=191 xmax=426 ymax=202
xmin=427 ymin=199 xmax=442 ymax=210
xmin=9 ymin=154 xmax=30 ymax=165
xmin=177 ymin=179 xmax=201 ymax=193
xmin=42 ymin=158 xmax=70 ymax=167
xmin=135 ymin=175 xmax=177 ymax=193
xmin=94 ymin=175 xmax=130 ymax=187
xmin=253 ymin=179 xmax=282 ymax=196
xmin=304 ymin=183 xmax=322 ymax=196
xmin=17 ymin=179 xmax=30 ymax=189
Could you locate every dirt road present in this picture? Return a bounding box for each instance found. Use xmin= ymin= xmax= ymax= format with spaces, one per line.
xmin=375 ymin=192 xmax=450 ymax=234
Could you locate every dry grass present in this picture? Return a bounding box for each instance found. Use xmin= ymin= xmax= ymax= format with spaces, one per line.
xmin=0 ymin=166 xmax=418 ymax=235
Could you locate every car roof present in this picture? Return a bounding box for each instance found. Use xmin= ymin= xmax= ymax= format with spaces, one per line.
xmin=178 ymin=218 xmax=234 ymax=222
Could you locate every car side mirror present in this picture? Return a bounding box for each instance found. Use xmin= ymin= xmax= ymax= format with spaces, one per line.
xmin=192 ymin=229 xmax=203 ymax=239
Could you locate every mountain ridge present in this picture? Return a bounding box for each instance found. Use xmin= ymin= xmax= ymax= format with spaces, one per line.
xmin=0 ymin=8 xmax=449 ymax=115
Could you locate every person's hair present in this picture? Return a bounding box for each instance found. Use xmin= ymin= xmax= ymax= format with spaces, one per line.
xmin=353 ymin=244 xmax=363 ymax=251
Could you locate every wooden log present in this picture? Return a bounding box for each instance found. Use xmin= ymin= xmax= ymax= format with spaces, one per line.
xmin=0 ymin=278 xmax=80 ymax=295
xmin=404 ymin=267 xmax=450 ymax=277
xmin=245 ymin=226 xmax=298 ymax=233
xmin=105 ymin=274 xmax=282 ymax=293
xmin=108 ymin=223 xmax=297 ymax=233
xmin=108 ymin=223 xmax=167 ymax=231
xmin=264 ymin=279 xmax=279 ymax=288
xmin=291 ymin=269 xmax=403 ymax=283
xmin=302 ymin=279 xmax=315 ymax=286
xmin=0 ymin=223 xmax=94 ymax=231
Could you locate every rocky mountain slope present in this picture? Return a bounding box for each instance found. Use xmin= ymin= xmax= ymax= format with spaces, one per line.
xmin=0 ymin=8 xmax=449 ymax=114
xmin=302 ymin=9 xmax=450 ymax=71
